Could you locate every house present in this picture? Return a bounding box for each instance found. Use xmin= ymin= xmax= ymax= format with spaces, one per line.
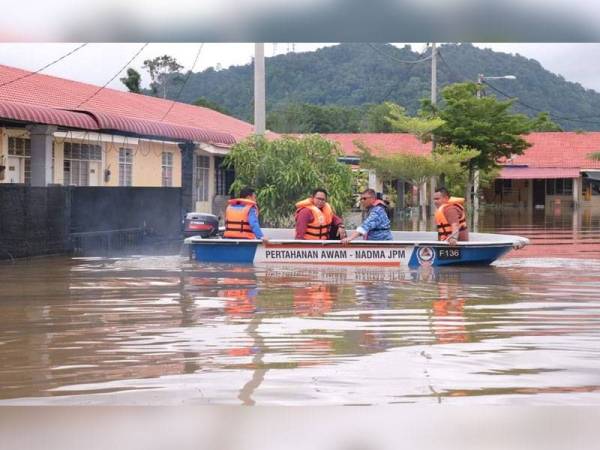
xmin=489 ymin=132 xmax=600 ymax=209
xmin=0 ymin=63 xmax=267 ymax=215
xmin=320 ymin=133 xmax=433 ymax=207
xmin=321 ymin=132 xmax=600 ymax=211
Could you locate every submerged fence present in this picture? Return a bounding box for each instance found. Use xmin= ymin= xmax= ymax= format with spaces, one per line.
xmin=70 ymin=228 xmax=145 ymax=255
xmin=0 ymin=186 xmax=182 ymax=259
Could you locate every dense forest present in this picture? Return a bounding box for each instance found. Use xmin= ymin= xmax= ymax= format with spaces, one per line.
xmin=150 ymin=43 xmax=600 ymax=131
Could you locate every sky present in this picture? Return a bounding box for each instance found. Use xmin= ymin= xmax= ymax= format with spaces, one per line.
xmin=1 ymin=42 xmax=600 ymax=94
xmin=2 ymin=1 xmax=600 ymax=93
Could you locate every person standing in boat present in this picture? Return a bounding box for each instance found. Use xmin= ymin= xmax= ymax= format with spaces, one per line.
xmin=341 ymin=188 xmax=393 ymax=243
xmin=223 ymin=187 xmax=267 ymax=241
xmin=295 ymin=188 xmax=346 ymax=240
xmin=433 ymin=187 xmax=469 ymax=246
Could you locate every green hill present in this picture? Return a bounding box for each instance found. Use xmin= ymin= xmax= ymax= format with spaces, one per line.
xmin=162 ymin=43 xmax=600 ymax=131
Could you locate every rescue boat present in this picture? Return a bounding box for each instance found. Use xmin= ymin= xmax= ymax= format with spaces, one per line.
xmin=184 ymin=229 xmax=529 ymax=267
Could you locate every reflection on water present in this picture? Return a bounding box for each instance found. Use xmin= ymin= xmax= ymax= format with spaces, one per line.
xmin=1 ymin=208 xmax=600 ymax=405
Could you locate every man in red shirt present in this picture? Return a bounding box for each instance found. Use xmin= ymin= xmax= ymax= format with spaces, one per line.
xmin=433 ymin=187 xmax=469 ymax=246
xmin=295 ymin=189 xmax=346 ymax=240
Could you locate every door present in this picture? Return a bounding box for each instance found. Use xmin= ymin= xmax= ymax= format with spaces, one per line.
xmin=6 ymin=157 xmax=21 ymax=183
xmin=532 ymin=179 xmax=545 ymax=208
xmin=89 ymin=161 xmax=101 ymax=186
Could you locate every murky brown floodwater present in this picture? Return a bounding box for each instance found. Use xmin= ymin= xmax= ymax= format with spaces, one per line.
xmin=1 ymin=208 xmax=600 ymax=405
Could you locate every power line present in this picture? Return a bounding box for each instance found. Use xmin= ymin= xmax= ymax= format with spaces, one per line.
xmin=366 ymin=43 xmax=432 ymax=64
xmin=370 ymin=43 xmax=433 ymax=102
xmin=435 ymin=51 xmax=600 ymax=126
xmin=0 ymin=43 xmax=89 ymax=89
xmin=159 ymin=43 xmax=205 ymax=122
xmin=75 ymin=43 xmax=149 ymax=109
xmin=436 ymin=50 xmax=468 ymax=84
xmin=483 ymin=80 xmax=600 ymax=125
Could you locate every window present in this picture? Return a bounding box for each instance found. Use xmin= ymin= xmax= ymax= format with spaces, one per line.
xmin=8 ymin=136 xmax=31 ymax=157
xmin=119 ymin=148 xmax=133 ymax=186
xmin=161 ymin=152 xmax=173 ymax=187
xmin=63 ymin=142 xmax=102 ymax=186
xmin=564 ymin=179 xmax=573 ymax=195
xmin=195 ymin=155 xmax=210 ymax=202
xmin=215 ymin=156 xmax=235 ymax=195
xmin=546 ymin=178 xmax=573 ymax=195
xmin=7 ymin=137 xmax=31 ymax=184
xmin=23 ymin=159 xmax=31 ymax=185
xmin=583 ymin=178 xmax=600 ymax=196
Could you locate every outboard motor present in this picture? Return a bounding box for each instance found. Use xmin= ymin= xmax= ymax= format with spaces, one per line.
xmin=183 ymin=212 xmax=220 ymax=238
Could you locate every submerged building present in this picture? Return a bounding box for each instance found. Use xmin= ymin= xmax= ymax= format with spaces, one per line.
xmin=0 ymin=63 xmax=269 ymax=216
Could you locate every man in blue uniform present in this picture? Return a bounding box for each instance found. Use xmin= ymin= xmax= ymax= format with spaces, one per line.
xmin=341 ymin=189 xmax=392 ymax=243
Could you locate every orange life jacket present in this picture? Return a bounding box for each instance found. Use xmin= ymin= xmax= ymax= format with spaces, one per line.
xmin=293 ymin=285 xmax=334 ymax=316
xmin=295 ymin=198 xmax=334 ymax=240
xmin=221 ymin=289 xmax=256 ymax=318
xmin=435 ymin=197 xmax=467 ymax=241
xmin=224 ymin=198 xmax=259 ymax=239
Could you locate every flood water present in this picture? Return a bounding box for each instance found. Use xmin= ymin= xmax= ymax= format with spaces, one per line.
xmin=1 ymin=207 xmax=600 ymax=405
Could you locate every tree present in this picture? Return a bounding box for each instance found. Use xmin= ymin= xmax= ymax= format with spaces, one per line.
xmin=361 ymin=102 xmax=396 ymax=132
xmin=529 ymin=112 xmax=562 ymax=131
xmin=120 ymin=68 xmax=141 ymax=93
xmin=265 ymin=101 xmax=440 ymax=134
xmin=588 ymin=152 xmax=600 ymax=161
xmin=157 ymin=43 xmax=600 ymax=130
xmin=266 ymin=103 xmax=311 ymax=133
xmin=193 ymin=97 xmax=230 ymax=115
xmin=356 ymin=142 xmax=479 ymax=198
xmin=266 ymin=103 xmax=361 ymax=133
xmin=433 ymin=144 xmax=494 ymax=197
xmin=142 ymin=55 xmax=184 ymax=98
xmin=224 ymin=135 xmax=354 ymax=227
xmin=421 ymin=82 xmax=533 ymax=204
xmin=384 ymin=102 xmax=444 ymax=140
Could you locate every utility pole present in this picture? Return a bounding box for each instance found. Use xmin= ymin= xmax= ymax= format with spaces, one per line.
xmin=254 ymin=43 xmax=266 ymax=136
xmin=429 ymin=43 xmax=437 ymax=218
xmin=431 ymin=43 xmax=437 ymax=106
xmin=473 ymin=73 xmax=515 ymax=231
xmin=471 ymin=73 xmax=485 ymax=230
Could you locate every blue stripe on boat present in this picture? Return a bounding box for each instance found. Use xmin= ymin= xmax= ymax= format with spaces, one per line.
xmin=408 ymin=245 xmax=512 ymax=267
xmin=193 ymin=241 xmax=258 ymax=264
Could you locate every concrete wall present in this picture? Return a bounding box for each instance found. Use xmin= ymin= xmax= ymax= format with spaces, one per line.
xmin=0 ymin=186 xmax=70 ymax=259
xmin=0 ymin=186 xmax=182 ymax=260
xmin=70 ymin=187 xmax=182 ymax=235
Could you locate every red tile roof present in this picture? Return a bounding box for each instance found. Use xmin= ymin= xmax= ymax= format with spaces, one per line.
xmin=498 ymin=166 xmax=581 ymax=179
xmin=321 ymin=133 xmax=432 ymax=157
xmin=0 ymin=64 xmax=259 ymax=145
xmin=510 ymin=132 xmax=600 ymax=169
xmin=322 ymin=132 xmax=600 ymax=171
